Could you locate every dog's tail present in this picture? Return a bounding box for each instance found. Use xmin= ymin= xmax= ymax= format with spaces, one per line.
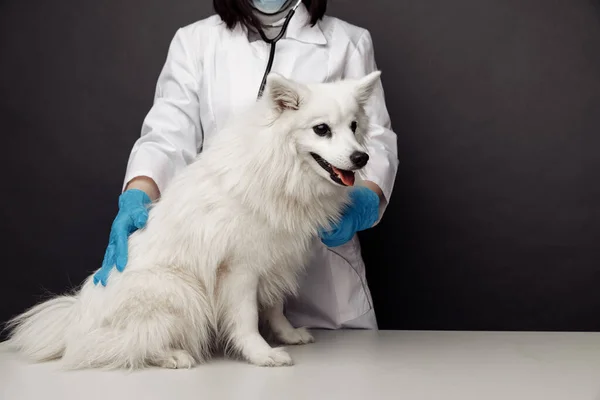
xmin=4 ymin=295 xmax=77 ymax=362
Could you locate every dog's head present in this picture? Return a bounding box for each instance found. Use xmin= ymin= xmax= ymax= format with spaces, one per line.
xmin=261 ymin=71 xmax=381 ymax=188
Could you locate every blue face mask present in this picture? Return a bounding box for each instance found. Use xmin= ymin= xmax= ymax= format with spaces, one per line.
xmin=252 ymin=0 xmax=291 ymax=14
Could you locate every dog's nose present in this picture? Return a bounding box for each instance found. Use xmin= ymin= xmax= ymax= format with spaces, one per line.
xmin=350 ymin=151 xmax=369 ymax=168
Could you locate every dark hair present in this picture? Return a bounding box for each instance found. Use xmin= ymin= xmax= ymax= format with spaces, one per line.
xmin=213 ymin=0 xmax=327 ymax=31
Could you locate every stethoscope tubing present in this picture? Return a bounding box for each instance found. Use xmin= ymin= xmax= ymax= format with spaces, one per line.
xmin=256 ymin=0 xmax=302 ymax=99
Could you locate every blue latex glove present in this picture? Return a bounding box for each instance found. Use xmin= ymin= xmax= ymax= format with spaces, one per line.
xmin=319 ymin=186 xmax=380 ymax=248
xmin=93 ymin=189 xmax=151 ymax=286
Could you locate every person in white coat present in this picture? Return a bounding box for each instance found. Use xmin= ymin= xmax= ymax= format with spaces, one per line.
xmin=95 ymin=0 xmax=398 ymax=330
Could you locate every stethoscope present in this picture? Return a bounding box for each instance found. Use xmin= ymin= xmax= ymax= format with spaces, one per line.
xmin=255 ymin=0 xmax=303 ymax=99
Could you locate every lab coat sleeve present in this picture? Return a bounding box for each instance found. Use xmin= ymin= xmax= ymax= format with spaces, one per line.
xmin=122 ymin=28 xmax=202 ymax=195
xmin=344 ymin=30 xmax=399 ymax=223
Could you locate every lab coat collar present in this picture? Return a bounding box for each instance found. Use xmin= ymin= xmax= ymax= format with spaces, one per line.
xmin=237 ymin=2 xmax=327 ymax=45
xmin=284 ymin=2 xmax=327 ymax=45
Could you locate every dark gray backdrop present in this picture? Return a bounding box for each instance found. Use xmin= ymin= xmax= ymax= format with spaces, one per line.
xmin=1 ymin=0 xmax=600 ymax=332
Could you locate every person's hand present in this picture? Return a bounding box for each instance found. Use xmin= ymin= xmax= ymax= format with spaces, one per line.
xmin=93 ymin=189 xmax=152 ymax=286
xmin=319 ymin=186 xmax=380 ymax=248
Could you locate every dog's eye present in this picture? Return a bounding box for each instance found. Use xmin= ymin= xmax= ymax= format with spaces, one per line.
xmin=313 ymin=124 xmax=331 ymax=137
xmin=350 ymin=121 xmax=357 ymax=133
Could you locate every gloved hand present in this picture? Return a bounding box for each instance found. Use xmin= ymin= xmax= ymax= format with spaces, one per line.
xmin=93 ymin=189 xmax=151 ymax=286
xmin=319 ymin=186 xmax=380 ymax=248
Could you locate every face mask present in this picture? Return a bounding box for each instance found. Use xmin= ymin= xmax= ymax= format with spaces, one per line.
xmin=252 ymin=0 xmax=291 ymax=14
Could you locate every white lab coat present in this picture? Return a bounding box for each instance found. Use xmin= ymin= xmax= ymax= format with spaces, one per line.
xmin=123 ymin=4 xmax=399 ymax=330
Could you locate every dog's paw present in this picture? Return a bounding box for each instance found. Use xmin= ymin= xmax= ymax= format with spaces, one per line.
xmin=247 ymin=347 xmax=294 ymax=367
xmin=277 ymin=327 xmax=315 ymax=345
xmin=157 ymin=350 xmax=196 ymax=369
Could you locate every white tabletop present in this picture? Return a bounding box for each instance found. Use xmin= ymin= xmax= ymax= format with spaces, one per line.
xmin=2 ymin=329 xmax=600 ymax=400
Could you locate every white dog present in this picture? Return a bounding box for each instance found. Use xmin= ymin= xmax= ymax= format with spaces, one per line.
xmin=5 ymin=70 xmax=382 ymax=370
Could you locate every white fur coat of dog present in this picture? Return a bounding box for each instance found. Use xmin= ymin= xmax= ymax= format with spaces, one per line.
xmin=5 ymin=71 xmax=382 ymax=369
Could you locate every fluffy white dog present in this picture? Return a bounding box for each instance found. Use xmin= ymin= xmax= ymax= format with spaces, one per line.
xmin=5 ymin=70 xmax=382 ymax=370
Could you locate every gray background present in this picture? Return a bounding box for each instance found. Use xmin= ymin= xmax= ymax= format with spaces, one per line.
xmin=1 ymin=0 xmax=600 ymax=331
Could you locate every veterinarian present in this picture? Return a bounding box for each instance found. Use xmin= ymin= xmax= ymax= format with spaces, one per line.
xmin=96 ymin=0 xmax=398 ymax=330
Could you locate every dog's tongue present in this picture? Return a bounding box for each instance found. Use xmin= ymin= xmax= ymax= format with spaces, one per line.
xmin=332 ymin=166 xmax=355 ymax=186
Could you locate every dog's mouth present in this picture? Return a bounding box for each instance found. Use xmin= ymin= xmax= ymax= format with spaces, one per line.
xmin=310 ymin=153 xmax=355 ymax=186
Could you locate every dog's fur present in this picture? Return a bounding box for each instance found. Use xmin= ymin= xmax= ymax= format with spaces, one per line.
xmin=4 ymin=71 xmax=381 ymax=369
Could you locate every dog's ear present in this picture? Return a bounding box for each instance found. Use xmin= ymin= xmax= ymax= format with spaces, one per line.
xmin=354 ymin=70 xmax=382 ymax=105
xmin=265 ymin=73 xmax=302 ymax=112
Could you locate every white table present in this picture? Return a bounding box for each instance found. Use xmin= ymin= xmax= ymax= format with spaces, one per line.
xmin=2 ymin=330 xmax=600 ymax=400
